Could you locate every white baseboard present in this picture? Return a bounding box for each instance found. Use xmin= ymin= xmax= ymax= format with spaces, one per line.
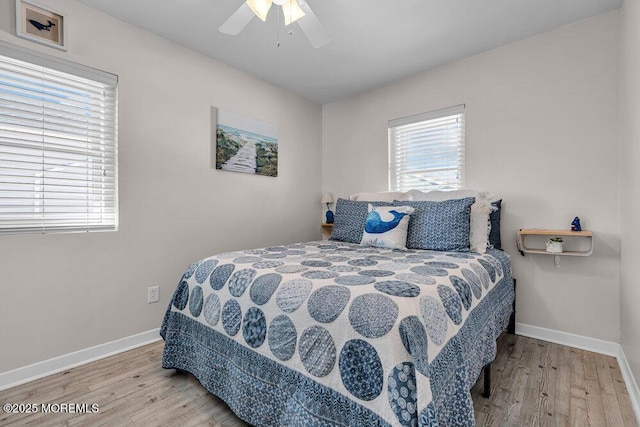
xmin=0 ymin=328 xmax=161 ymax=391
xmin=515 ymin=322 xmax=620 ymax=356
xmin=516 ymin=322 xmax=640 ymax=423
xmin=618 ymin=345 xmax=640 ymax=425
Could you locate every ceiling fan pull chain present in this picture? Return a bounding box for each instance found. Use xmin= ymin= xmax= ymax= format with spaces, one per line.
xmin=288 ymin=2 xmax=294 ymax=35
xmin=276 ymin=7 xmax=281 ymax=47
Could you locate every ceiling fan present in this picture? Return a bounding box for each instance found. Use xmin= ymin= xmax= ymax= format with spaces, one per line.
xmin=219 ymin=0 xmax=330 ymax=48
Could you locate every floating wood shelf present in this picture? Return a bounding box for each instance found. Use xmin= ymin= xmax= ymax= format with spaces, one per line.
xmin=518 ymin=229 xmax=593 ymax=238
xmin=516 ymin=229 xmax=593 ymax=268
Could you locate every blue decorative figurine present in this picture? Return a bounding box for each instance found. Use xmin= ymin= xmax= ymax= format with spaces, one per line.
xmin=571 ymin=216 xmax=582 ymax=231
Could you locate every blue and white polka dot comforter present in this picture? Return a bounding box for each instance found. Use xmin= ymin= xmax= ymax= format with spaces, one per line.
xmin=161 ymin=241 xmax=514 ymax=426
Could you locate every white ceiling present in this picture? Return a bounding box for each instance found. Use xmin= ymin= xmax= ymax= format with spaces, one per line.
xmin=75 ymin=0 xmax=622 ymax=104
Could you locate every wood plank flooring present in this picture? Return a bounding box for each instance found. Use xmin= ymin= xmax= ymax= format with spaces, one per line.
xmin=471 ymin=334 xmax=637 ymax=426
xmin=1 ymin=333 xmax=636 ymax=426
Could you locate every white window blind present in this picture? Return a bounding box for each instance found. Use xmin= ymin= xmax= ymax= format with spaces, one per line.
xmin=388 ymin=105 xmax=465 ymax=192
xmin=0 ymin=42 xmax=118 ymax=234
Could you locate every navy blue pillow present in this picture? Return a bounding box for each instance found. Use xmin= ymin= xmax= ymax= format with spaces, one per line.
xmin=489 ymin=200 xmax=502 ymax=250
xmin=393 ymin=198 xmax=474 ymax=251
xmin=330 ymin=199 xmax=387 ymax=244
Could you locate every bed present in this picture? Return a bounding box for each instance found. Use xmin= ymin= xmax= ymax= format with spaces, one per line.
xmin=161 ymin=193 xmax=514 ymax=426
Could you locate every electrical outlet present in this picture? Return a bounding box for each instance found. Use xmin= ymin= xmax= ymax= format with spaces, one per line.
xmin=148 ymin=286 xmax=159 ymax=303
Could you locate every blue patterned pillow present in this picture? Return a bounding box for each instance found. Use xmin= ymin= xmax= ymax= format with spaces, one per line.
xmin=361 ymin=204 xmax=414 ymax=250
xmin=394 ymin=198 xmax=474 ymax=251
xmin=330 ymin=199 xmax=387 ymax=243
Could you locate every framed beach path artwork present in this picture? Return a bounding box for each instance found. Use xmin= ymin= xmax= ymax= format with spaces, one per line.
xmin=213 ymin=108 xmax=279 ymax=177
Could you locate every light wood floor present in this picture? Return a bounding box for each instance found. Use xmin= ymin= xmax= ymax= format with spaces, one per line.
xmin=1 ymin=334 xmax=636 ymax=426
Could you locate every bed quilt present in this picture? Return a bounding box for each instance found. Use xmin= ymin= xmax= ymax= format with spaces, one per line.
xmin=161 ymin=241 xmax=514 ymax=426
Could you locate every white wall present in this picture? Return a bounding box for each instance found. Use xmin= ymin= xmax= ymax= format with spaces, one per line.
xmin=0 ymin=0 xmax=629 ymax=386
xmin=323 ymin=12 xmax=621 ymax=342
xmin=0 ymin=0 xmax=322 ymax=372
xmin=620 ymin=0 xmax=640 ymax=389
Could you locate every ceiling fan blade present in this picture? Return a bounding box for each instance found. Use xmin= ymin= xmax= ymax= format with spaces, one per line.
xmin=296 ymin=1 xmax=330 ymax=48
xmin=219 ymin=2 xmax=255 ymax=35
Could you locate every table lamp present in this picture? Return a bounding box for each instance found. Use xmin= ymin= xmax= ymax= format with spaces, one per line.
xmin=322 ymin=192 xmax=334 ymax=224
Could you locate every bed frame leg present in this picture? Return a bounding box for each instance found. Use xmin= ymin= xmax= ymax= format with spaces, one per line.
xmin=483 ymin=363 xmax=491 ymax=398
xmin=507 ymin=278 xmax=516 ymax=335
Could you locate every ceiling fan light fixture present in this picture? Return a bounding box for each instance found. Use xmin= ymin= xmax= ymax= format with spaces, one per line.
xmin=220 ymin=0 xmax=329 ymax=48
xmin=246 ymin=0 xmax=272 ymax=21
xmin=281 ymin=0 xmax=305 ymax=25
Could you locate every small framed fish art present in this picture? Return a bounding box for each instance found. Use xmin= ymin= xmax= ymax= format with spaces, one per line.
xmin=15 ymin=0 xmax=66 ymax=51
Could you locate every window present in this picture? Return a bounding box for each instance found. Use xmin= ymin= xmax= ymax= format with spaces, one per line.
xmin=388 ymin=105 xmax=465 ymax=192
xmin=0 ymin=42 xmax=118 ymax=234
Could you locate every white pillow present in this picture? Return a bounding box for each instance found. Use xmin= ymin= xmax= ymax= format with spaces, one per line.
xmin=360 ymin=204 xmax=415 ymax=250
xmin=349 ymin=191 xmax=409 ymax=202
xmin=407 ymin=189 xmax=495 ymax=254
xmin=469 ymin=194 xmax=493 ymax=253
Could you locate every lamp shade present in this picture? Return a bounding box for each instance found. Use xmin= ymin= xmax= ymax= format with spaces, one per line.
xmin=321 ymin=192 xmax=334 ymax=204
xmin=247 ymin=0 xmax=272 ymax=21
xmin=281 ymin=0 xmax=305 ymax=25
